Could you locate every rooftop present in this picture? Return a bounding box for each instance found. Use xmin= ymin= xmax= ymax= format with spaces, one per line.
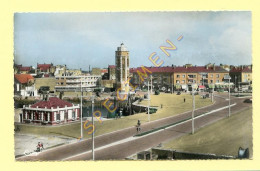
xmin=14 ymin=74 xmax=34 ymax=84
xmin=130 ymin=65 xmax=228 ymax=73
xmin=31 ymin=97 xmax=73 ymax=109
xmin=230 ymin=66 xmax=252 ymax=73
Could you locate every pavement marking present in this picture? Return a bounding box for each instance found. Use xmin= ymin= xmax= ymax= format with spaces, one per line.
xmin=62 ymin=136 xmax=137 ymax=160
xmin=62 ymin=103 xmax=237 ymax=161
xmin=237 ymin=96 xmax=252 ymax=99
xmin=137 ymin=103 xmax=237 ymax=137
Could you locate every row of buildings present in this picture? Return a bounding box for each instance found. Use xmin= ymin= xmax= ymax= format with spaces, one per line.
xmin=16 ymin=43 xmax=252 ymax=126
xmin=130 ymin=64 xmax=252 ymax=91
xmin=14 ymin=43 xmax=252 ymax=98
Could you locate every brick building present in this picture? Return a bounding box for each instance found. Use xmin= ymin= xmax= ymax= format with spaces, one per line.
xmin=230 ymin=65 xmax=252 ymax=89
xmin=131 ymin=64 xmax=230 ymax=91
xmin=22 ymin=97 xmax=80 ymax=125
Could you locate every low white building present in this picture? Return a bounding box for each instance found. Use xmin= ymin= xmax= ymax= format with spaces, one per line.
xmin=22 ymin=96 xmax=80 ymax=125
xmin=55 ymin=75 xmax=101 ymax=92
xmin=14 ymin=74 xmax=38 ymax=97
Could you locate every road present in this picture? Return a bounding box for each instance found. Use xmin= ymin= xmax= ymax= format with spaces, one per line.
xmin=16 ymin=93 xmax=252 ymax=161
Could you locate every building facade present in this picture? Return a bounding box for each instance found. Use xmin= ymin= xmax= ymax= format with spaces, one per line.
xmin=131 ymin=64 xmax=230 ymax=91
xmin=115 ymin=43 xmax=130 ymax=92
xmin=22 ymin=97 xmax=80 ymax=125
xmin=37 ymin=63 xmax=56 ymax=75
xmin=55 ymin=75 xmax=101 ymax=92
xmin=230 ymin=65 xmax=252 ymax=89
xmin=108 ymin=65 xmax=116 ymax=80
xmin=14 ymin=74 xmax=38 ymax=97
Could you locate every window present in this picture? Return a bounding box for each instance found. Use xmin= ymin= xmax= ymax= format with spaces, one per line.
xmin=72 ymin=111 xmax=76 ymax=119
xmin=176 ymin=80 xmax=180 ymax=83
xmin=210 ymin=74 xmax=213 ymax=78
xmin=182 ymin=80 xmax=185 ymax=84
xmin=193 ymin=80 xmax=196 ymax=83
xmin=56 ymin=113 xmax=60 ymax=121
xmin=194 ymin=75 xmax=196 ymax=78
xmin=210 ymin=80 xmax=213 ymax=83
xmin=216 ymin=74 xmax=219 ymax=78
xmin=182 ymin=75 xmax=185 ymax=78
xmin=176 ymin=75 xmax=180 ymax=78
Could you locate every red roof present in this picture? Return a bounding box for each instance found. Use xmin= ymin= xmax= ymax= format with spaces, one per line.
xmin=108 ymin=65 xmax=116 ymax=69
xmin=14 ymin=74 xmax=34 ymax=84
xmin=230 ymin=67 xmax=252 ymax=73
xmin=101 ymin=69 xmax=108 ymax=73
xmin=37 ymin=64 xmax=52 ymax=71
xmin=130 ymin=66 xmax=227 ymax=74
xmin=31 ymin=97 xmax=73 ymax=109
xmin=19 ymin=66 xmax=31 ymax=71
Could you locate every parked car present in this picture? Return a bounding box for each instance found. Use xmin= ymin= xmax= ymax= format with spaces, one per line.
xmin=176 ymin=92 xmax=181 ymax=95
xmin=243 ymin=99 xmax=252 ymax=103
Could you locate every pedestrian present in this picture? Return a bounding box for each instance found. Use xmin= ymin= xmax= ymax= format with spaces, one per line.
xmin=184 ymin=98 xmax=186 ymax=103
xmin=36 ymin=142 xmax=41 ymax=152
xmin=137 ymin=120 xmax=141 ymax=127
xmin=41 ymin=142 xmax=44 ymax=151
xmin=119 ymin=110 xmax=122 ymax=118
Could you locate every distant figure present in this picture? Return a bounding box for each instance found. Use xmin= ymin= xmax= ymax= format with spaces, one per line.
xmin=41 ymin=142 xmax=44 ymax=151
xmin=119 ymin=110 xmax=122 ymax=118
xmin=184 ymin=98 xmax=186 ymax=103
xmin=161 ymin=104 xmax=163 ymax=108
xmin=137 ymin=120 xmax=141 ymax=127
xmin=36 ymin=142 xmax=41 ymax=152
xmin=136 ymin=124 xmax=141 ymax=133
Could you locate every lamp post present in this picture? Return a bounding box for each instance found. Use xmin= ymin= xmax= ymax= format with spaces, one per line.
xmin=150 ymin=75 xmax=153 ymax=94
xmin=92 ymin=95 xmax=95 ymax=160
xmin=192 ymin=84 xmax=195 ymax=134
xmin=211 ymin=84 xmax=214 ymax=102
xmin=171 ymin=74 xmax=173 ymax=94
xmin=228 ymin=76 xmax=231 ymax=117
xmin=224 ymin=75 xmax=231 ymax=117
xmin=148 ymin=78 xmax=150 ymax=122
xmin=80 ymin=77 xmax=83 ymax=139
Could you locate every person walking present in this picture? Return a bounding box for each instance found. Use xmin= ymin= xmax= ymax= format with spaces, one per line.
xmin=137 ymin=120 xmax=141 ymax=127
xmin=40 ymin=142 xmax=44 ymax=151
xmin=184 ymin=98 xmax=186 ymax=103
xmin=136 ymin=120 xmax=141 ymax=134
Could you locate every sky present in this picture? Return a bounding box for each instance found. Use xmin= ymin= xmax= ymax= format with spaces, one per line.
xmin=14 ymin=12 xmax=251 ymax=70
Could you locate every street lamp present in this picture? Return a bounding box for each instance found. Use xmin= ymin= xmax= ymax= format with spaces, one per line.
xmin=150 ymin=75 xmax=153 ymax=94
xmin=224 ymin=75 xmax=231 ymax=117
xmin=91 ymin=95 xmax=95 ymax=160
xmin=171 ymin=74 xmax=173 ymax=94
xmin=80 ymin=77 xmax=83 ymax=139
xmin=191 ymin=83 xmax=195 ymax=134
xmin=148 ymin=78 xmax=150 ymax=122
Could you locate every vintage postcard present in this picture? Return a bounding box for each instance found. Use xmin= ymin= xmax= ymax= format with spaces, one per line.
xmin=13 ymin=11 xmax=253 ymax=161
